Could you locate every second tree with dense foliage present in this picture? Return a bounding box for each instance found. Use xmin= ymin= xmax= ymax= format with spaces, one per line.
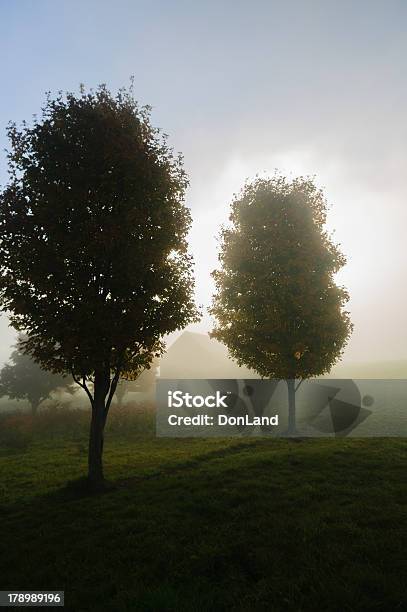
xmin=210 ymin=174 xmax=353 ymax=433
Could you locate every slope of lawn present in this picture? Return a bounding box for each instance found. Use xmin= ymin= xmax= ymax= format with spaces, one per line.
xmin=0 ymin=408 xmax=406 ymax=611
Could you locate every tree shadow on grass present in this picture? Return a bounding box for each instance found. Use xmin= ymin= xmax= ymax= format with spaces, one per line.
xmin=2 ymin=438 xmax=284 ymax=510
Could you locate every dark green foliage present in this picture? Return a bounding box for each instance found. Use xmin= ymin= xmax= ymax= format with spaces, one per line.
xmin=0 ymin=338 xmax=73 ymax=415
xmin=0 ymin=84 xmax=198 ymax=380
xmin=211 ymin=174 xmax=353 ymax=380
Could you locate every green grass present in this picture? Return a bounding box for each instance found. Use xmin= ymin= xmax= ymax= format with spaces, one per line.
xmin=0 ymin=424 xmax=406 ymax=611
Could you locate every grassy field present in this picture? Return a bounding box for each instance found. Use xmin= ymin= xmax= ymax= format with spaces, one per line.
xmin=0 ymin=409 xmax=406 ymax=611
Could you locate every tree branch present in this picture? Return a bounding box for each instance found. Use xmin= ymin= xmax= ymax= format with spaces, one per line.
xmin=71 ymin=368 xmax=94 ymax=406
xmin=105 ymin=370 xmax=120 ymax=415
xmin=295 ymin=378 xmax=304 ymax=392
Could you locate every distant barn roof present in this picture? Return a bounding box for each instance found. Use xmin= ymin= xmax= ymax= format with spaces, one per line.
xmin=159 ymin=331 xmax=258 ymax=379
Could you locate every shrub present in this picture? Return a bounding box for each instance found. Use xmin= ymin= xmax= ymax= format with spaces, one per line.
xmin=0 ymin=401 xmax=155 ymax=450
xmin=0 ymin=413 xmax=34 ymax=451
xmin=106 ymin=402 xmax=155 ymax=436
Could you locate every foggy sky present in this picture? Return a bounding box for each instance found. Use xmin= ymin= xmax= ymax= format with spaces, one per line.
xmin=0 ymin=0 xmax=406 ymax=367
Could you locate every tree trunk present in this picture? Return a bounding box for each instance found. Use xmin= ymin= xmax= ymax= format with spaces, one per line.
xmin=30 ymin=399 xmax=40 ymax=417
xmin=88 ymin=400 xmax=106 ymax=489
xmin=286 ymin=379 xmax=297 ymax=435
xmin=88 ymin=369 xmax=110 ymax=490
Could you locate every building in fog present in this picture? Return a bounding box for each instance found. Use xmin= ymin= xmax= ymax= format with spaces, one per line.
xmin=159 ymin=331 xmax=259 ymax=379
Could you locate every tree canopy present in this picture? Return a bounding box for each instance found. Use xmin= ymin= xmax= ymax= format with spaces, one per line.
xmin=210 ymin=174 xmax=353 ymax=382
xmin=0 ymin=337 xmax=73 ymax=415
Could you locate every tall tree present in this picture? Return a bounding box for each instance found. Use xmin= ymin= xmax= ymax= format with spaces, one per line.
xmin=0 ymin=84 xmax=198 ymax=487
xmin=0 ymin=338 xmax=73 ymax=415
xmin=210 ymin=174 xmax=353 ymax=434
